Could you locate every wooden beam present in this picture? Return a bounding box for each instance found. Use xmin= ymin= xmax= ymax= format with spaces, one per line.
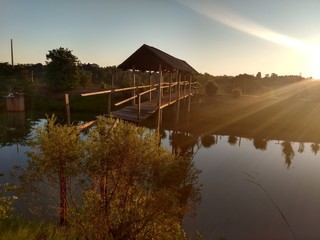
xmin=149 ymin=71 xmax=152 ymax=101
xmin=157 ymin=64 xmax=162 ymax=133
xmin=77 ymin=120 xmax=96 ymax=131
xmin=65 ymin=94 xmax=71 ymax=126
xmin=81 ymin=85 xmax=154 ymax=97
xmin=114 ymin=95 xmax=137 ymax=106
xmin=132 ymin=67 xmax=136 ymax=105
xmin=137 ymin=94 xmax=141 ymax=120
xmin=169 ymin=72 xmax=172 ymax=102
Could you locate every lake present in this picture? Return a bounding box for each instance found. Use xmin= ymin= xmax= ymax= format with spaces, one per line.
xmin=1 ymin=106 xmax=320 ymax=239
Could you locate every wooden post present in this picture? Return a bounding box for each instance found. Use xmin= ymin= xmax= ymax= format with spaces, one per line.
xmin=156 ymin=65 xmax=162 ymax=133
xmin=158 ymin=65 xmax=162 ymax=107
xmin=65 ymin=94 xmax=71 ymax=126
xmin=174 ymin=70 xmax=180 ymax=123
xmin=177 ymin=71 xmax=180 ymax=100
xmin=132 ymin=68 xmax=136 ymax=106
xmin=107 ymin=73 xmax=114 ymax=115
xmin=169 ymin=72 xmax=172 ymax=102
xmin=188 ymin=74 xmax=192 ymax=112
xmin=137 ymin=94 xmax=141 ymax=120
xmin=149 ymin=71 xmax=152 ymax=101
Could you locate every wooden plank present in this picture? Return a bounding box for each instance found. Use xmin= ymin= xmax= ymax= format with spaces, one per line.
xmin=77 ymin=120 xmax=96 ymax=131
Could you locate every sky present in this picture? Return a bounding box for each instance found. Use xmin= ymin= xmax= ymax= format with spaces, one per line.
xmin=1 ymin=0 xmax=320 ymax=78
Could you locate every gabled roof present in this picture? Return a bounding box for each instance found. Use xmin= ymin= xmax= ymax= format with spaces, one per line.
xmin=117 ymin=44 xmax=198 ymax=74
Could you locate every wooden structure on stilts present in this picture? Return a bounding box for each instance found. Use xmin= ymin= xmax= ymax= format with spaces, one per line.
xmin=81 ymin=44 xmax=200 ymax=130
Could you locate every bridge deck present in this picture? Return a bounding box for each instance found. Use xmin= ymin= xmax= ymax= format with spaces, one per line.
xmin=111 ymin=92 xmax=191 ymax=123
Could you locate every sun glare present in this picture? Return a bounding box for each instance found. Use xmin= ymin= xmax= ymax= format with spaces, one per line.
xmin=179 ymin=0 xmax=320 ymax=78
xmin=308 ymin=51 xmax=320 ymax=80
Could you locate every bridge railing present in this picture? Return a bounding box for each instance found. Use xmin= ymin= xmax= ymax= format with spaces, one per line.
xmin=81 ymin=81 xmax=202 ymax=120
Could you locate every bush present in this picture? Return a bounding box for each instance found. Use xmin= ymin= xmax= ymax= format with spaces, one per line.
xmin=232 ymin=87 xmax=242 ymax=97
xmin=205 ymin=80 xmax=219 ymax=96
xmin=68 ymin=117 xmax=200 ymax=239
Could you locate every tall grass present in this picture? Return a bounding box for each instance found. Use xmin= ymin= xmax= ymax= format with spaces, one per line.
xmin=0 ymin=218 xmax=80 ymax=240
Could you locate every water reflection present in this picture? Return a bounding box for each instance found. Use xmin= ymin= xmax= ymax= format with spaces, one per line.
xmin=200 ymin=134 xmax=216 ymax=148
xmin=253 ymin=138 xmax=268 ymax=151
xmin=166 ymin=130 xmax=308 ymax=171
xmin=298 ymin=142 xmax=305 ymax=153
xmin=281 ymin=141 xmax=295 ymax=169
xmin=311 ymin=142 xmax=320 ymax=155
xmin=0 ymin=112 xmax=29 ymax=147
xmin=3 ymin=108 xmax=320 ymax=238
xmin=143 ymin=105 xmax=320 ymax=171
xmin=228 ymin=135 xmax=238 ymax=146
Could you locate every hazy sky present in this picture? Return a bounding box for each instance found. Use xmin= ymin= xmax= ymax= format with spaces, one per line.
xmin=1 ymin=0 xmax=320 ymax=77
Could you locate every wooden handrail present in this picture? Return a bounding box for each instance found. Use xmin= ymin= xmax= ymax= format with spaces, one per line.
xmin=81 ymin=84 xmax=155 ymax=97
xmin=115 ymin=87 xmax=157 ymax=107
xmin=114 ymin=95 xmax=137 ymax=106
xmin=159 ymin=92 xmax=194 ymax=110
xmin=139 ymin=87 xmax=157 ymax=96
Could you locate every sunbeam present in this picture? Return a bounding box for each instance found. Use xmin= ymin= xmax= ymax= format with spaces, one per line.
xmin=177 ymin=0 xmax=320 ymax=78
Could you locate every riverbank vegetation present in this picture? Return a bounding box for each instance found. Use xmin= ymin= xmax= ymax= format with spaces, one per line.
xmin=6 ymin=115 xmax=200 ymax=239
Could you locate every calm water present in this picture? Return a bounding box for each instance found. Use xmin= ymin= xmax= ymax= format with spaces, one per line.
xmin=1 ymin=111 xmax=320 ymax=239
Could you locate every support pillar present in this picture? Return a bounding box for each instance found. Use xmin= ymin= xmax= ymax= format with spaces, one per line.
xmin=107 ymin=73 xmax=114 ymax=115
xmin=132 ymin=67 xmax=136 ymax=106
xmin=65 ymin=94 xmax=71 ymax=126
xmin=157 ymin=65 xmax=162 ymax=133
xmin=169 ymin=72 xmax=172 ymax=102
xmin=188 ymin=74 xmax=192 ymax=113
xmin=149 ymin=71 xmax=152 ymax=101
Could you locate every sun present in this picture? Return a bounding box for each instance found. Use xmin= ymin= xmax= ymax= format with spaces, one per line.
xmin=308 ymin=53 xmax=320 ymax=80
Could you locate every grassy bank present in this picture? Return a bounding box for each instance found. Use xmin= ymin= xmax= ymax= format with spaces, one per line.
xmin=18 ymin=84 xmax=130 ymax=115
xmin=0 ymin=218 xmax=79 ymax=240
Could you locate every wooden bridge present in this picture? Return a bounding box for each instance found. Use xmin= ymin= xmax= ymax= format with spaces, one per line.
xmin=76 ymin=44 xmax=202 ymax=130
xmin=81 ymin=80 xmax=202 ymax=124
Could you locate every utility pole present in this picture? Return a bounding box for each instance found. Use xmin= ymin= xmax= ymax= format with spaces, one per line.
xmin=11 ymin=39 xmax=14 ymax=68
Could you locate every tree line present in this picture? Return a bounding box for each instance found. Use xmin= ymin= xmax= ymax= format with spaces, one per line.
xmin=1 ymin=47 xmax=315 ymax=99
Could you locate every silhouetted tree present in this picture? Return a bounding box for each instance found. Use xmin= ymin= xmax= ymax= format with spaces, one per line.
xmin=46 ymin=47 xmax=80 ymax=91
xmin=256 ymin=72 xmax=262 ymax=79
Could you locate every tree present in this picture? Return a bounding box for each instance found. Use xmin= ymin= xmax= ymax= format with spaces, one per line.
xmin=79 ymin=69 xmax=92 ymax=88
xmin=0 ymin=174 xmax=17 ymax=221
xmin=69 ymin=116 xmax=200 ymax=239
xmin=256 ymin=72 xmax=262 ymax=79
xmin=46 ymin=47 xmax=80 ymax=91
xmin=20 ymin=116 xmax=200 ymax=238
xmin=23 ymin=115 xmax=84 ymax=225
xmin=205 ymin=80 xmax=219 ymax=96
